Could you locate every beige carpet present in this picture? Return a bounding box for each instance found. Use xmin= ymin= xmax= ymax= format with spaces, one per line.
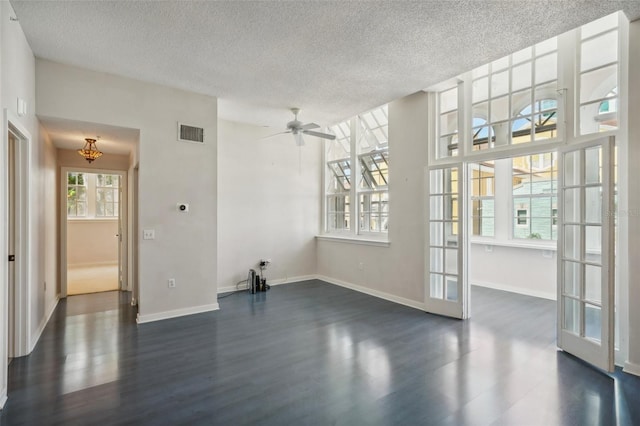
xmin=67 ymin=264 xmax=119 ymax=295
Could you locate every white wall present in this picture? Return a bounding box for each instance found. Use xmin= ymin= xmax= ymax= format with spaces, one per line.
xmin=470 ymin=244 xmax=556 ymax=300
xmin=317 ymin=92 xmax=429 ymax=306
xmin=36 ymin=59 xmax=218 ymax=323
xmin=217 ymin=119 xmax=320 ymax=290
xmin=57 ymin=148 xmax=131 ymax=170
xmin=0 ymin=1 xmax=58 ymax=407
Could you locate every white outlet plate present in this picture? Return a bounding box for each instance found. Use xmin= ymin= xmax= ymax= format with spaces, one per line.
xmin=168 ymin=278 xmax=176 ymax=288
xmin=143 ymin=229 xmax=155 ymax=240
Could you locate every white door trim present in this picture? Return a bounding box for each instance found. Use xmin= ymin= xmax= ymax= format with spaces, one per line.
xmin=60 ymin=167 xmax=128 ymax=298
xmin=3 ymin=109 xmax=32 ymax=359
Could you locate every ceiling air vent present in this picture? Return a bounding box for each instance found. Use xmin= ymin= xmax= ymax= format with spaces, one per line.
xmin=178 ymin=122 xmax=204 ymax=144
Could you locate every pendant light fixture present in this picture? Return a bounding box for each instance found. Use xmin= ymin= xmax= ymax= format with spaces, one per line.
xmin=78 ymin=137 xmax=103 ymax=163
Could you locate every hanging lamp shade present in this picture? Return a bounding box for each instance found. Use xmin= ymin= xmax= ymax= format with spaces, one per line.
xmin=78 ymin=138 xmax=103 ymax=163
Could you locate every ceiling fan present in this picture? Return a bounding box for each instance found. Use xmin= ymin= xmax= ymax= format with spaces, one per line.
xmin=265 ymin=108 xmax=336 ymax=146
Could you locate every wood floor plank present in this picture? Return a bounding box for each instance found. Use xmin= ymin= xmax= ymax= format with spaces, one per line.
xmin=1 ymin=280 xmax=639 ymax=425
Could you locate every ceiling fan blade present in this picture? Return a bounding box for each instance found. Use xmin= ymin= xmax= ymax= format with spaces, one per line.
xmin=261 ymin=130 xmax=291 ymax=140
xmin=300 ymin=123 xmax=320 ymax=131
xmin=294 ymin=133 xmax=305 ymax=146
xmin=303 ymin=130 xmax=336 ymax=140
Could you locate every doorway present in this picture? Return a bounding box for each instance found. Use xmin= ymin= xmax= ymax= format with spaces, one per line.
xmin=426 ymin=138 xmax=617 ymax=371
xmin=61 ymin=168 xmax=127 ymax=296
xmin=7 ymin=129 xmax=17 ymax=362
xmin=468 ymin=154 xmax=558 ymax=300
xmin=4 ymin=117 xmax=31 ymax=360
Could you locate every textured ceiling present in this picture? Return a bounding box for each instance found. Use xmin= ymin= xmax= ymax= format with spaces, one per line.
xmin=11 ymin=1 xmax=640 ymax=130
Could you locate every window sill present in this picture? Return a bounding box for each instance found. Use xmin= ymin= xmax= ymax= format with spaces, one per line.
xmin=470 ymin=238 xmax=556 ymax=251
xmin=67 ymin=218 xmax=119 ymax=223
xmin=316 ymin=234 xmax=390 ymax=247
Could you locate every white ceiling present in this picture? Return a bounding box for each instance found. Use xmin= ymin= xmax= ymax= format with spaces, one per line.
xmin=11 ymin=1 xmax=640 ymax=130
xmin=39 ymin=116 xmax=139 ymax=156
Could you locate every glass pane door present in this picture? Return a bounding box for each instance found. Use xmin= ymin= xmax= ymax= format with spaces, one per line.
xmin=558 ymin=137 xmax=614 ymax=371
xmin=426 ymin=165 xmax=468 ymax=319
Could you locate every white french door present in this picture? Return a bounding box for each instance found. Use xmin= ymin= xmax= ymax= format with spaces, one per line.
xmin=557 ymin=136 xmax=615 ymax=371
xmin=425 ymin=165 xmax=468 ymax=319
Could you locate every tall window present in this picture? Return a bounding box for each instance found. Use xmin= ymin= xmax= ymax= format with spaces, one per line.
xmin=67 ymin=172 xmax=87 ymax=217
xmin=358 ymin=106 xmax=389 ymax=233
xmin=512 ymin=152 xmax=557 ymax=240
xmin=96 ymin=174 xmax=120 ymax=217
xmin=325 ymin=105 xmax=389 ymax=236
xmin=578 ymin=14 xmax=619 ymax=135
xmin=437 ymin=86 xmax=459 ymax=158
xmin=326 ymin=120 xmax=351 ymax=231
xmin=470 ymin=162 xmax=495 ymax=237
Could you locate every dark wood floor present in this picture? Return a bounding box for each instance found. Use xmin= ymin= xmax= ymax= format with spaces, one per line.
xmin=1 ymin=281 xmax=639 ymax=425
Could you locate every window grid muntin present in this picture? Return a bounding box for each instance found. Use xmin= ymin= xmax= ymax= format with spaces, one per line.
xmin=357 ymin=105 xmax=390 ymax=233
xmin=437 ymin=85 xmax=459 ymax=158
xmin=359 ymin=190 xmax=388 ymax=233
xmin=67 ymin=172 xmax=87 ymax=217
xmin=327 ymin=194 xmax=350 ymax=231
xmin=561 ymin=146 xmax=606 ymax=343
xmin=429 ymin=167 xmax=460 ymax=302
xmin=327 ymin=159 xmax=352 ymax=192
xmin=470 ymin=39 xmax=559 ymax=150
xmin=96 ymin=174 xmax=120 ymax=217
xmin=578 ymin=16 xmax=619 ymax=135
xmin=359 ymin=150 xmax=389 ymax=190
xmin=359 ymin=105 xmax=389 ymax=150
xmin=470 ymin=162 xmax=495 ymax=237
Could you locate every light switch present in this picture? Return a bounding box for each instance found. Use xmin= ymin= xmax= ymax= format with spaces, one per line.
xmin=143 ymin=229 xmax=155 ymax=240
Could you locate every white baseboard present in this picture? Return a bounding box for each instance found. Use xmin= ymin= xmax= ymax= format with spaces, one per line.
xmin=30 ymin=296 xmax=60 ymax=352
xmin=623 ymin=360 xmax=640 ymax=377
xmin=67 ymin=261 xmax=118 ymax=268
xmin=471 ymin=280 xmax=556 ymax=301
xmin=217 ymin=274 xmax=317 ymax=294
xmin=136 ymin=303 xmax=219 ymax=324
xmin=317 ymin=275 xmax=425 ymax=311
xmin=0 ymin=388 xmax=6 ymax=410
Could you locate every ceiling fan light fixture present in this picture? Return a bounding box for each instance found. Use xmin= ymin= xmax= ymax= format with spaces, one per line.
xmin=77 ymin=137 xmax=103 ymax=163
xmin=262 ymin=108 xmax=336 ymax=143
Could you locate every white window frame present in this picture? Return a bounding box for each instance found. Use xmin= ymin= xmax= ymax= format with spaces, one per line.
xmin=95 ymin=174 xmax=120 ymax=218
xmin=425 ymin=11 xmax=627 ymax=365
xmin=66 ymin=171 xmax=122 ymax=221
xmin=323 ymin=105 xmax=389 ymax=240
xmin=67 ymin=172 xmax=88 ymax=217
xmin=469 ymin=162 xmax=495 ymax=237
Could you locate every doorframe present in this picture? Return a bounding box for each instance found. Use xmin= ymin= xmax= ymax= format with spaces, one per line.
xmin=60 ymin=167 xmax=128 ymax=298
xmin=3 ymin=109 xmax=32 ymax=359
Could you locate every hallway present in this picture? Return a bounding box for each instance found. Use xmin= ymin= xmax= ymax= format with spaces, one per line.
xmin=1 ymin=282 xmax=639 ymax=425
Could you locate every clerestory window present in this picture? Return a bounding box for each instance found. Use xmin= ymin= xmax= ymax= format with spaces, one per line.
xmin=325 ymin=105 xmax=389 ymax=236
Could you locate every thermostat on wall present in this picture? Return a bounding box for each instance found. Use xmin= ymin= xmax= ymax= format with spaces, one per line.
xmin=177 ymin=203 xmax=189 ymax=212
